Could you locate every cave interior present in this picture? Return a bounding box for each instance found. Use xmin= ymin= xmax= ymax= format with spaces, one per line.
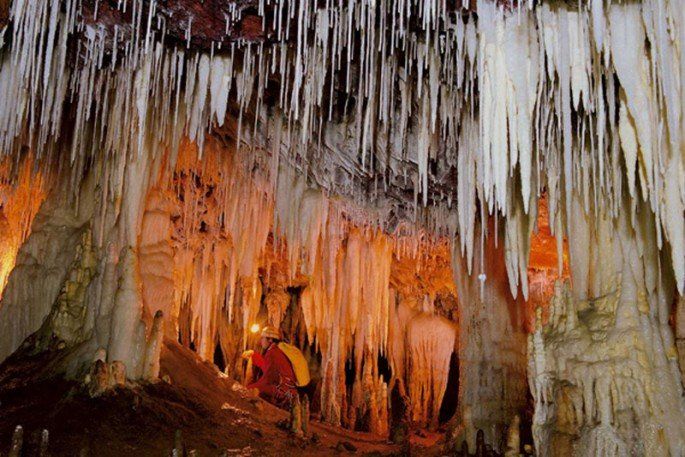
xmin=0 ymin=0 xmax=684 ymax=455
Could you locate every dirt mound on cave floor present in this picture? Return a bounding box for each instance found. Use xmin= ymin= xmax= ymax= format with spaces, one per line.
xmin=0 ymin=339 xmax=446 ymax=456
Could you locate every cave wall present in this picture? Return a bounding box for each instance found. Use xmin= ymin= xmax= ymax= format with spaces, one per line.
xmin=529 ymin=195 xmax=685 ymax=456
xmin=0 ymin=174 xmax=94 ymax=361
xmin=0 ymin=149 xmax=170 ymax=381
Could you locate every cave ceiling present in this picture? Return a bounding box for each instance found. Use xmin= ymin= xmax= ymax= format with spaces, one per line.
xmin=0 ymin=0 xmax=524 ymax=217
xmin=0 ymin=0 xmax=682 ymax=295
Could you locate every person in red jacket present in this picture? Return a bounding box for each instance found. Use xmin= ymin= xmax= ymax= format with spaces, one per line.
xmin=242 ymin=326 xmax=297 ymax=409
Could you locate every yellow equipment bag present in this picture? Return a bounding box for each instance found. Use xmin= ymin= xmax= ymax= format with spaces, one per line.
xmin=278 ymin=342 xmax=311 ymax=387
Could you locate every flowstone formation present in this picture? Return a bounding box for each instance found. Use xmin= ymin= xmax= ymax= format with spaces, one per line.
xmin=0 ymin=0 xmax=683 ymax=454
xmin=529 ymin=197 xmax=685 ymax=456
xmin=451 ymin=229 xmax=528 ymax=453
xmin=0 ymin=159 xmax=45 ymax=297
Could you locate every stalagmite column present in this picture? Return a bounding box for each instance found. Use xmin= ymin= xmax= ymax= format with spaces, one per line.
xmin=97 ymin=147 xmax=161 ymax=380
xmin=504 ymin=415 xmax=520 ymax=457
xmin=87 ymin=359 xmax=111 ymax=397
xmin=452 ymin=225 xmax=528 ymax=451
xmin=107 ymin=248 xmax=148 ymax=379
xmin=110 ymin=360 xmax=127 ymax=386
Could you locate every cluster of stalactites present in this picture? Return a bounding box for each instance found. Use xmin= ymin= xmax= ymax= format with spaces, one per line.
xmin=475 ymin=0 xmax=685 ymax=298
xmin=0 ymin=0 xmax=683 ymax=296
xmin=141 ymin=138 xmax=456 ymax=431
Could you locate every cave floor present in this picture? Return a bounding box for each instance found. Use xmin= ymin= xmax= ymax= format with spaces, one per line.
xmin=0 ymin=339 xmax=444 ymax=456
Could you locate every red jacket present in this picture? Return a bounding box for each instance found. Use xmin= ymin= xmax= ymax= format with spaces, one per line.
xmin=248 ymin=343 xmax=297 ymax=406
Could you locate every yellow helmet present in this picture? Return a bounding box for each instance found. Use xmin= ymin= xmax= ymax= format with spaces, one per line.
xmin=260 ymin=325 xmax=280 ymax=340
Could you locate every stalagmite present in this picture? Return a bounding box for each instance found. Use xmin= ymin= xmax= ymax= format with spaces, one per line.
xmin=172 ymin=430 xmax=184 ymax=457
xmin=39 ymin=429 xmax=49 ymax=457
xmin=477 ymin=430 xmax=492 ymax=457
xmin=143 ymin=310 xmax=164 ymax=380
xmin=290 ymin=395 xmax=303 ymax=437
xmin=107 ymin=248 xmax=148 ymax=379
xmin=87 ymin=359 xmax=111 ymax=398
xmin=301 ymin=395 xmax=310 ymax=437
xmin=505 ymin=415 xmax=520 ymax=457
xmin=110 ymin=360 xmax=126 ymax=386
xmin=9 ymin=425 xmax=23 ymax=457
xmin=456 ymin=405 xmax=477 ymax=455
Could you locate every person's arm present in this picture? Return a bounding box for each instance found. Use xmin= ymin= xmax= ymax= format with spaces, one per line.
xmin=247 ymin=350 xmax=280 ymax=391
xmin=251 ymin=352 xmax=267 ymax=371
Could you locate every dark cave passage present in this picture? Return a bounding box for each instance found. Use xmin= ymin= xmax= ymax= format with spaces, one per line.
xmin=438 ymin=351 xmax=459 ymax=425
